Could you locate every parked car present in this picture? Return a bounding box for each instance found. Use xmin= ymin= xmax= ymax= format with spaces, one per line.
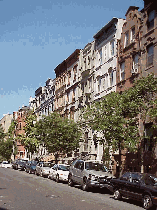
xmin=68 ymin=159 xmax=115 ymax=191
xmin=12 ymin=160 xmax=18 ymax=170
xmin=25 ymin=161 xmax=38 ymax=174
xmin=12 ymin=159 xmax=28 ymax=170
xmin=25 ymin=161 xmax=32 ymax=172
xmin=35 ymin=162 xmax=51 ymax=177
xmin=1 ymin=161 xmax=12 ymax=168
xmin=111 ymin=172 xmax=157 ymax=209
xmin=17 ymin=159 xmax=28 ymax=171
xmin=48 ymin=164 xmax=70 ymax=182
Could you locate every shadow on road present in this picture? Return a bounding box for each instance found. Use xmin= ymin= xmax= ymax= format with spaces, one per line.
xmin=109 ymin=195 xmax=144 ymax=209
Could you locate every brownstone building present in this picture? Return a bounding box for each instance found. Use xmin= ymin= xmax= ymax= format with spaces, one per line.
xmin=116 ymin=6 xmax=142 ymax=92
xmin=140 ymin=0 xmax=157 ymax=77
xmin=54 ymin=49 xmax=80 ymax=120
xmin=115 ymin=0 xmax=157 ymax=175
xmin=13 ymin=106 xmax=30 ymax=159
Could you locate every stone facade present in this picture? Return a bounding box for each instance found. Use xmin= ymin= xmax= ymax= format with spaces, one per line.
xmin=13 ymin=106 xmax=30 ymax=159
xmin=116 ymin=6 xmax=142 ymax=93
xmin=27 ymin=1 xmax=156 ymax=170
xmin=0 ymin=114 xmax=13 ymax=133
xmin=34 ymin=78 xmax=55 ymax=121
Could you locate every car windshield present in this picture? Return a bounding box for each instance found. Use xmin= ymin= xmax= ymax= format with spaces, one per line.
xmin=85 ymin=162 xmax=108 ymax=172
xmin=43 ymin=163 xmax=51 ymax=167
xmin=58 ymin=165 xmax=69 ymax=171
xmin=142 ymin=174 xmax=157 ymax=186
xmin=31 ymin=161 xmax=38 ymax=166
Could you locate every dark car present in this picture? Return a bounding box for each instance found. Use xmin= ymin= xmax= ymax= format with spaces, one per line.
xmin=68 ymin=159 xmax=115 ymax=191
xmin=25 ymin=161 xmax=32 ymax=173
xmin=26 ymin=161 xmax=38 ymax=174
xmin=17 ymin=159 xmax=28 ymax=171
xmin=12 ymin=160 xmax=18 ymax=170
xmin=111 ymin=172 xmax=157 ymax=209
xmin=12 ymin=159 xmax=28 ymax=170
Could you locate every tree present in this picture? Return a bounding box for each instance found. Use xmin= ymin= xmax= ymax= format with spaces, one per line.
xmin=0 ymin=124 xmax=13 ymax=161
xmin=0 ymin=139 xmax=13 ymax=161
xmin=7 ymin=120 xmax=18 ymax=158
xmin=36 ymin=112 xmax=82 ymax=162
xmin=0 ymin=124 xmax=5 ymax=141
xmin=19 ymin=110 xmax=40 ymax=156
xmin=81 ymin=74 xmax=157 ymax=176
xmin=81 ymin=91 xmax=139 ymax=176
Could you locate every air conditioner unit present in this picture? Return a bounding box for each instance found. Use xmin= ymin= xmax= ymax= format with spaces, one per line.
xmin=131 ymin=68 xmax=138 ymax=74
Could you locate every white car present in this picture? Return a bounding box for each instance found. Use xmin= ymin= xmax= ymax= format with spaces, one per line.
xmin=1 ymin=161 xmax=12 ymax=168
xmin=48 ymin=164 xmax=70 ymax=182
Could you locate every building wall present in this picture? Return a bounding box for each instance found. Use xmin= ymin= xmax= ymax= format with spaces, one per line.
xmin=13 ymin=106 xmax=30 ymax=159
xmin=140 ymin=0 xmax=157 ymax=77
xmin=116 ymin=6 xmax=142 ymax=92
xmin=0 ymin=114 xmax=13 ymax=133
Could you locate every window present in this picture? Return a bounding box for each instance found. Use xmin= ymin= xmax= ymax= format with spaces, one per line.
xmin=147 ymin=10 xmax=155 ymax=30
xmin=98 ymin=77 xmax=101 ymax=92
xmin=72 ymin=88 xmax=75 ymax=102
xmin=124 ymin=31 xmax=129 ymax=47
xmin=147 ymin=45 xmax=154 ymax=67
xmin=89 ymin=78 xmax=92 ymax=91
xmin=130 ymin=26 xmax=135 ymax=42
xmin=98 ymin=49 xmax=102 ymax=66
xmin=84 ymin=58 xmax=87 ymax=70
xmin=109 ymin=69 xmax=114 ymax=87
xmin=144 ymin=123 xmax=153 ymax=152
xmin=120 ymin=62 xmax=125 ymax=81
xmin=110 ymin=41 xmax=114 ymax=56
xmin=104 ymin=46 xmax=107 ymax=61
xmin=132 ymin=54 xmax=139 ymax=72
xmin=120 ymin=172 xmax=130 ymax=181
xmin=68 ymin=72 xmax=71 ymax=86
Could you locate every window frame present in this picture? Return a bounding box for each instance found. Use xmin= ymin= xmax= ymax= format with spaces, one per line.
xmin=132 ymin=54 xmax=139 ymax=70
xmin=147 ymin=10 xmax=155 ymax=30
xmin=110 ymin=40 xmax=114 ymax=56
xmin=130 ymin=26 xmax=135 ymax=43
xmin=147 ymin=44 xmax=154 ymax=67
xmin=120 ymin=62 xmax=125 ymax=81
xmin=124 ymin=31 xmax=129 ymax=48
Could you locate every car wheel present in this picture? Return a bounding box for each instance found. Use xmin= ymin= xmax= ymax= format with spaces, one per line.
xmin=82 ymin=178 xmax=88 ymax=191
xmin=114 ymin=189 xmax=121 ymax=200
xmin=68 ymin=175 xmax=74 ymax=187
xmin=56 ymin=174 xmax=59 ymax=183
xmin=143 ymin=194 xmax=153 ymax=209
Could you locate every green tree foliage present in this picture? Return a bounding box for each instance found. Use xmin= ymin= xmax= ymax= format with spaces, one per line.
xmin=0 ymin=124 xmax=13 ymax=161
xmin=19 ymin=110 xmax=40 ymax=154
xmin=81 ymin=74 xmax=157 ymax=175
xmin=7 ymin=120 xmax=18 ymax=157
xmin=0 ymin=124 xmax=5 ymax=140
xmin=36 ymin=112 xmax=82 ymax=158
xmin=0 ymin=139 xmax=13 ymax=161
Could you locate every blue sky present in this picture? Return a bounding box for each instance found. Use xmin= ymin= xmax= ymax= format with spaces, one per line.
xmin=0 ymin=0 xmax=144 ymax=120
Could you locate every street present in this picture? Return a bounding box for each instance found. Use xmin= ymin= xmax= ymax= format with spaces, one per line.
xmin=0 ymin=168 xmax=144 ymax=210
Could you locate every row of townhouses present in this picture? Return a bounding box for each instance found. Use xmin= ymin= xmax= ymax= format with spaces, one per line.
xmin=1 ymin=0 xmax=157 ymax=175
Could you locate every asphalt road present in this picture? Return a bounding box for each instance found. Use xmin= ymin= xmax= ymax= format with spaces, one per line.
xmin=0 ymin=168 xmax=144 ymax=210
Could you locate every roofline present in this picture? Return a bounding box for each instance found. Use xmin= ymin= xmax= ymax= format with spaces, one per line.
xmin=93 ymin=17 xmax=119 ymax=39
